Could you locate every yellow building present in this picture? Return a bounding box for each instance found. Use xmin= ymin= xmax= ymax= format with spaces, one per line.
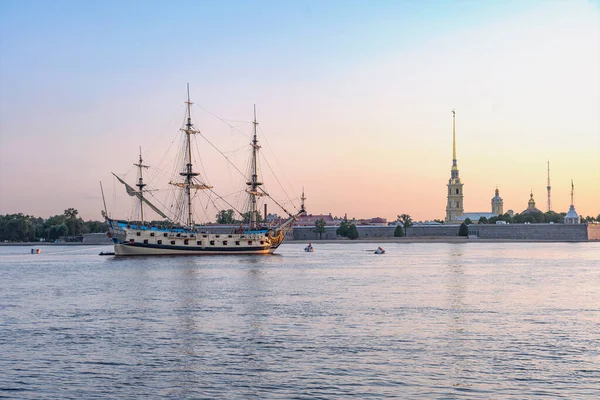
xmin=491 ymin=187 xmax=504 ymax=215
xmin=445 ymin=110 xmax=464 ymax=223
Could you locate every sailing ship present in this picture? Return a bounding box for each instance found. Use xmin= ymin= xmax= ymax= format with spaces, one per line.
xmin=103 ymin=86 xmax=303 ymax=256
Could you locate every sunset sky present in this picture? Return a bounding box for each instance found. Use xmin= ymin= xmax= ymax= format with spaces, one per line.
xmin=1 ymin=0 xmax=599 ymax=222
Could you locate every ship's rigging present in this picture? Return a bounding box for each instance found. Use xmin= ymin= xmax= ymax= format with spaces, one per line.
xmin=111 ymin=86 xmax=300 ymax=228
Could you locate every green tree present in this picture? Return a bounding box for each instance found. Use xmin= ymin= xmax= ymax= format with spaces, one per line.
xmin=478 ymin=216 xmax=488 ymax=224
xmin=489 ymin=212 xmax=513 ymax=225
xmin=314 ymin=218 xmax=327 ymax=239
xmin=84 ymin=220 xmax=107 ymax=233
xmin=63 ymin=208 xmax=83 ymax=236
xmin=464 ymin=217 xmax=472 ymax=225
xmin=393 ymin=225 xmax=404 ymax=237
xmin=512 ymin=213 xmax=524 ymax=224
xmin=241 ymin=211 xmax=263 ymax=224
xmin=347 ymin=224 xmax=359 ymax=240
xmin=44 ymin=214 xmax=66 ymax=240
xmin=64 ymin=208 xmax=78 ymax=219
xmin=0 ymin=213 xmax=106 ymax=242
xmin=216 ymin=209 xmax=235 ymax=224
xmin=336 ymin=218 xmax=351 ymax=237
xmin=544 ymin=211 xmax=564 ymax=224
xmin=48 ymin=223 xmax=68 ymax=240
xmin=458 ymin=222 xmax=469 ymax=236
xmin=0 ymin=214 xmax=39 ymax=242
xmin=533 ymin=211 xmax=545 ymax=223
xmin=398 ymin=214 xmax=413 ymax=237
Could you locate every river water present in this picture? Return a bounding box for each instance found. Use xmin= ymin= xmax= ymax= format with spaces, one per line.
xmin=1 ymin=242 xmax=599 ymax=399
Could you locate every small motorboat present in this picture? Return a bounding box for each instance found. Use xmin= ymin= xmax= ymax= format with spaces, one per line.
xmin=374 ymin=247 xmax=385 ymax=254
xmin=304 ymin=244 xmax=314 ymax=252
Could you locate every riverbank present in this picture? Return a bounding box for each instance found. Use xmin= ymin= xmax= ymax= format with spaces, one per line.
xmin=285 ymin=237 xmax=596 ymax=243
xmin=3 ymin=237 xmax=596 ymax=247
xmin=0 ymin=242 xmax=111 ymax=246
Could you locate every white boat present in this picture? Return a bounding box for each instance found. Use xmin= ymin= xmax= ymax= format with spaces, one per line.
xmin=104 ymin=86 xmax=303 ymax=256
xmin=374 ymin=247 xmax=385 ymax=254
xmin=304 ymin=245 xmax=314 ymax=252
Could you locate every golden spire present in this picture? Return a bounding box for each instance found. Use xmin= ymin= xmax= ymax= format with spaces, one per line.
xmin=452 ymin=109 xmax=456 ymax=160
xmin=571 ymin=179 xmax=574 ymax=206
xmin=528 ymin=190 xmax=536 ymax=209
xmin=451 ymin=109 xmax=458 ymax=170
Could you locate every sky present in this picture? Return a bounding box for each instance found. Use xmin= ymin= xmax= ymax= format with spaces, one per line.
xmin=1 ymin=0 xmax=599 ymax=222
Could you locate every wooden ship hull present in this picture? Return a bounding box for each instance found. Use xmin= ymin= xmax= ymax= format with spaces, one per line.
xmin=108 ymin=220 xmax=285 ymax=256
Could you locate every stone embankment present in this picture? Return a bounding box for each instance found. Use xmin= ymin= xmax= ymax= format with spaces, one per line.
xmin=292 ymin=224 xmax=600 ymax=242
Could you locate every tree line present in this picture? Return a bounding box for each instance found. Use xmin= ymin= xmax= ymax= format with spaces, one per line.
xmin=0 ymin=208 xmax=106 ymax=242
xmin=479 ymin=211 xmax=600 ymax=225
xmin=215 ymin=209 xmax=263 ymax=224
xmin=312 ymin=214 xmax=415 ymax=240
xmin=311 ymin=217 xmax=360 ymax=240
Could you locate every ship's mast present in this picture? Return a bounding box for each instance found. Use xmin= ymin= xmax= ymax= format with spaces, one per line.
xmin=247 ymin=105 xmax=263 ymax=229
xmin=182 ymin=84 xmax=199 ymax=228
xmin=300 ymin=187 xmax=307 ymax=216
xmin=133 ymin=147 xmax=149 ymax=223
xmin=167 ymin=85 xmax=212 ymax=228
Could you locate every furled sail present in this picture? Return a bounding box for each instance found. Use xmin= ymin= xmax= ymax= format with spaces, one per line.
xmin=112 ymin=173 xmax=169 ymax=219
xmin=169 ymin=181 xmax=212 ymax=190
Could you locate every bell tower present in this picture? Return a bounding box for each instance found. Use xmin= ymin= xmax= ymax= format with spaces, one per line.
xmin=491 ymin=187 xmax=503 ymax=215
xmin=445 ymin=109 xmax=464 ymax=223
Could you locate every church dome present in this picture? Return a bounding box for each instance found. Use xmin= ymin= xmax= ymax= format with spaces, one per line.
xmin=522 ymin=191 xmax=542 ymax=214
xmin=528 ymin=192 xmax=535 ymax=208
xmin=491 ymin=187 xmax=502 ymax=203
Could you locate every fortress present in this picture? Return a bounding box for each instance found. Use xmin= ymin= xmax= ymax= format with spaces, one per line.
xmin=288 ymin=110 xmax=595 ymax=242
xmin=291 ymin=224 xmax=600 ymax=241
xmin=444 ymin=111 xmax=581 ymax=226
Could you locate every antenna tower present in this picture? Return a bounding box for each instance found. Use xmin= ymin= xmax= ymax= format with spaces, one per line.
xmin=546 ymin=160 xmax=551 ymax=212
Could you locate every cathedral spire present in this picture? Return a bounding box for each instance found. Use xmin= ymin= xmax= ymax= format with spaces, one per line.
xmin=452 ymin=109 xmax=457 ymax=169
xmin=445 ymin=109 xmax=464 ymax=223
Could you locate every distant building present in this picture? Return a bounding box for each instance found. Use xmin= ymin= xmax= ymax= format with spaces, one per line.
xmin=522 ymin=191 xmax=543 ymax=215
xmin=357 ymin=217 xmax=387 ymax=226
xmin=564 ymin=180 xmax=581 ymax=224
xmin=491 ymin=187 xmax=504 ymax=215
xmin=455 ymin=187 xmax=504 ymax=223
xmin=443 ymin=113 xmax=502 ymax=225
xmin=266 ymin=213 xmax=284 ymax=224
xmin=296 ymin=213 xmax=336 ymax=226
xmin=564 ymin=206 xmax=580 ymax=224
xmin=445 ymin=110 xmax=464 ymax=224
xmin=458 ymin=212 xmax=498 ymax=223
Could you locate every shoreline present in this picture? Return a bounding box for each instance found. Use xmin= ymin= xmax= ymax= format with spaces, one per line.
xmin=286 ymin=238 xmax=596 ymax=244
xmin=3 ymin=238 xmax=597 ymax=246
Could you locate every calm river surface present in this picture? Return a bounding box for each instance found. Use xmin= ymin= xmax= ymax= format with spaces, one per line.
xmin=1 ymin=242 xmax=599 ymax=399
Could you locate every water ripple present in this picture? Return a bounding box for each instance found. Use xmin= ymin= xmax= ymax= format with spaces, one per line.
xmin=1 ymin=242 xmax=599 ymax=398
